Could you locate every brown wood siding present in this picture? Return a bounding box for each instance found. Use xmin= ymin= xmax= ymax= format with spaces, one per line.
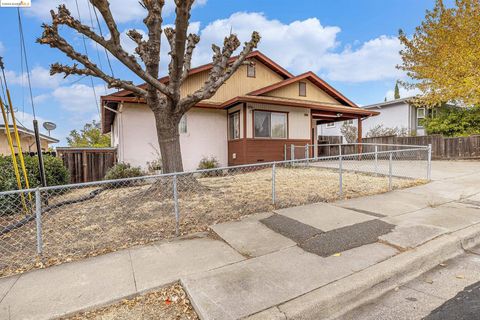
xmin=228 ymin=138 xmax=310 ymax=165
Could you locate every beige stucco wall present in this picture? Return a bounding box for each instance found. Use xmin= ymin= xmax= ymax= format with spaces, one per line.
xmin=245 ymin=103 xmax=311 ymax=140
xmin=0 ymin=132 xmax=50 ymax=155
xmin=265 ymin=79 xmax=339 ymax=104
xmin=181 ymin=58 xmax=284 ymax=103
xmin=113 ymin=103 xmax=228 ymax=171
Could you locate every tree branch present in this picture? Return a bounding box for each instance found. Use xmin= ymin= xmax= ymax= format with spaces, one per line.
xmin=39 ymin=3 xmax=172 ymax=97
xmin=38 ymin=24 xmax=146 ymax=96
xmin=181 ymin=33 xmax=200 ymax=83
xmin=179 ymin=31 xmax=260 ymax=111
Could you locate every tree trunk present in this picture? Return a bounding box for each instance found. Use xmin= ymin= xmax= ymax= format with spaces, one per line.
xmin=154 ymin=111 xmax=184 ymax=173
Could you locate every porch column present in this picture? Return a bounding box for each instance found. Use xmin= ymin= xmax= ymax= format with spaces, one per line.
xmin=357 ymin=117 xmax=363 ymax=154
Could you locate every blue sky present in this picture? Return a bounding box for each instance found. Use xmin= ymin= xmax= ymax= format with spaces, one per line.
xmin=0 ymin=0 xmax=445 ymax=145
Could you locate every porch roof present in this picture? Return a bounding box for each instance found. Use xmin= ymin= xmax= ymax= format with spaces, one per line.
xmin=220 ymin=95 xmax=379 ymax=120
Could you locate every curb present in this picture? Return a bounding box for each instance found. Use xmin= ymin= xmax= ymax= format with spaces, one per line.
xmin=245 ymin=222 xmax=480 ymax=320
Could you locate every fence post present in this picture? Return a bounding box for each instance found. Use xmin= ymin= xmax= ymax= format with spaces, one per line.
xmin=284 ymin=144 xmax=287 ymax=161
xmin=290 ymin=144 xmax=295 ymax=163
xmin=35 ymin=188 xmax=43 ymax=255
xmin=374 ymin=145 xmax=378 ymax=175
xmin=339 ymin=154 xmax=343 ymax=198
xmin=427 ymin=144 xmax=432 ymax=180
xmin=305 ymin=144 xmax=309 ymax=164
xmin=173 ymin=174 xmax=180 ymax=237
xmin=388 ymin=152 xmax=393 ymax=191
xmin=272 ymin=162 xmax=276 ymax=206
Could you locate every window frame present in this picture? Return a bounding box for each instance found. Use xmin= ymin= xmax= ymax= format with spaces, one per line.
xmin=326 ymin=122 xmax=335 ymax=128
xmin=416 ymin=107 xmax=426 ymax=128
xmin=228 ymin=111 xmax=241 ymax=140
xmin=247 ymin=64 xmax=256 ymax=78
xmin=179 ymin=114 xmax=187 ymax=134
xmin=299 ymin=82 xmax=307 ymax=97
xmin=253 ymin=110 xmax=288 ymax=139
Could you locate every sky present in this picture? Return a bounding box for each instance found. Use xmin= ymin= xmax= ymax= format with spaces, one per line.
xmin=0 ymin=0 xmax=448 ymax=145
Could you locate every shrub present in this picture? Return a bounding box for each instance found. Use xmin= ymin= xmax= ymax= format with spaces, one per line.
xmin=197 ymin=156 xmax=220 ymax=170
xmin=0 ymin=154 xmax=69 ymax=192
xmin=340 ymin=123 xmax=358 ymax=143
xmin=104 ymin=163 xmax=145 ymax=181
xmin=147 ymin=158 xmax=163 ymax=173
xmin=197 ymin=156 xmax=221 ymax=177
xmin=0 ymin=154 xmax=69 ymax=215
xmin=366 ymin=124 xmax=408 ymax=138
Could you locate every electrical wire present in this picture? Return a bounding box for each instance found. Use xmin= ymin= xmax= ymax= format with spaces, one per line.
xmin=86 ymin=0 xmax=107 ymax=93
xmin=17 ymin=8 xmax=36 ymax=119
xmin=92 ymin=4 xmax=115 ymax=78
xmin=74 ymin=0 xmax=100 ymax=116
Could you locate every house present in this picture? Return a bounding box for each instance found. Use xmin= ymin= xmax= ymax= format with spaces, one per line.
xmin=319 ymin=96 xmax=430 ymax=141
xmin=0 ymin=124 xmax=59 ymax=155
xmin=101 ymin=51 xmax=378 ymax=171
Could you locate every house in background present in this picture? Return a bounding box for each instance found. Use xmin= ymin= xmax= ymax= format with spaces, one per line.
xmin=319 ymin=96 xmax=430 ymax=141
xmin=101 ymin=51 xmax=378 ymax=171
xmin=0 ymin=123 xmax=59 ymax=155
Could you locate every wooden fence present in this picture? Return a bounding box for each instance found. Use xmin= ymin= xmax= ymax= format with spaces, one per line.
xmin=56 ymin=148 xmax=117 ymax=183
xmin=361 ymin=135 xmax=480 ymax=160
xmin=317 ymin=135 xmax=480 ymax=160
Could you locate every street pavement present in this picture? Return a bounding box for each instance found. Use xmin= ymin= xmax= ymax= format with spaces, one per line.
xmin=341 ymin=252 xmax=480 ymax=320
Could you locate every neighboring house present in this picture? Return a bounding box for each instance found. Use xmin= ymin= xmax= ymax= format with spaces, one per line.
xmin=0 ymin=124 xmax=59 ymax=155
xmin=101 ymin=51 xmax=378 ymax=171
xmin=319 ymin=97 xmax=430 ymax=141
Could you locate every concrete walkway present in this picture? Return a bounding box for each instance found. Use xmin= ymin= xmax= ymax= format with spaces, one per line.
xmin=1 ymin=161 xmax=480 ymax=320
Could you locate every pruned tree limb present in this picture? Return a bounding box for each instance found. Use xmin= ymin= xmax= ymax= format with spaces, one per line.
xmin=38 ymin=24 xmax=147 ymax=96
xmin=179 ymin=31 xmax=260 ymax=112
xmin=40 ymin=3 xmax=172 ymax=97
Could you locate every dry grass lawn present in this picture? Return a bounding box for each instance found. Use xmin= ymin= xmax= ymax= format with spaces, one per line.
xmin=0 ymin=166 xmax=425 ymax=277
xmin=63 ymin=283 xmax=198 ymax=320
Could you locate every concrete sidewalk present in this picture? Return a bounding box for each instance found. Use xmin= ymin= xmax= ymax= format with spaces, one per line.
xmin=1 ymin=161 xmax=480 ymax=320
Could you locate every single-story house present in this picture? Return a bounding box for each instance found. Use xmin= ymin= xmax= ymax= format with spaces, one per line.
xmin=101 ymin=51 xmax=378 ymax=171
xmin=319 ymin=96 xmax=431 ymax=141
xmin=0 ymin=124 xmax=59 ymax=155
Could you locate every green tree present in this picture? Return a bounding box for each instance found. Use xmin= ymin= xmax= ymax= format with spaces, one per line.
xmin=423 ymin=105 xmax=480 ymax=136
xmin=398 ymin=0 xmax=480 ymax=106
xmin=67 ymin=120 xmax=111 ymax=147
xmin=394 ymin=81 xmax=400 ymax=99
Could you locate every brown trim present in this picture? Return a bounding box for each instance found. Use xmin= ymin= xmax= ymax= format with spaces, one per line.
xmin=299 ymin=81 xmax=307 ymax=97
xmin=251 ymin=109 xmax=289 ymax=140
xmin=247 ymin=71 xmax=358 ymax=108
xmin=221 ymin=96 xmax=379 ymax=117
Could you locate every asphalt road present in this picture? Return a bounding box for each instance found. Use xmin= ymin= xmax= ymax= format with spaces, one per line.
xmin=341 ymin=250 xmax=480 ymax=320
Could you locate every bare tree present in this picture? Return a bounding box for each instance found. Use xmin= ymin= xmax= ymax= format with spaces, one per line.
xmin=38 ymin=0 xmax=260 ymax=173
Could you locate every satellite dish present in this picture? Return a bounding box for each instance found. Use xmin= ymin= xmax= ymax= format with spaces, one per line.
xmin=43 ymin=121 xmax=57 ymax=136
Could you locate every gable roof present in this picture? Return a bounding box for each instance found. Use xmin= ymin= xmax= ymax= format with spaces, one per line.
xmin=0 ymin=124 xmax=59 ymax=143
xmin=111 ymin=51 xmax=293 ymax=98
xmin=247 ymin=71 xmax=358 ymax=108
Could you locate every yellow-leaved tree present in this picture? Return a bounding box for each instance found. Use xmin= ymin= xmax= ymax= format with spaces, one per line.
xmin=398 ymin=0 xmax=480 ymax=106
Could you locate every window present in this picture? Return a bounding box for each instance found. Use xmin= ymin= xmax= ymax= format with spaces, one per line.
xmin=345 ymin=119 xmax=354 ymax=125
xmin=326 ymin=122 xmax=335 ymax=128
xmin=416 ymin=107 xmax=426 ymax=128
xmin=179 ymin=115 xmax=187 ymax=133
xmin=247 ymin=64 xmax=256 ymax=78
xmin=299 ymin=82 xmax=307 ymax=96
xmin=254 ymin=111 xmax=287 ymax=139
xmin=228 ymin=111 xmax=240 ymax=140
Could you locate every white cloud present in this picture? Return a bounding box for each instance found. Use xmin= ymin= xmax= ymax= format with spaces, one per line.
xmin=321 ymin=36 xmax=404 ymax=82
xmin=27 ymin=0 xmax=207 ymax=24
xmin=177 ymin=12 xmax=405 ymax=83
xmin=6 ymin=66 xmax=65 ymax=89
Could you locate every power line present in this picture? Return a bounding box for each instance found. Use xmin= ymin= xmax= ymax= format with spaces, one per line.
xmin=74 ymin=0 xmax=100 ymax=116
xmin=92 ymin=4 xmax=115 ymax=78
xmin=17 ymin=8 xmax=36 ymax=119
xmin=86 ymin=0 xmax=107 ymax=93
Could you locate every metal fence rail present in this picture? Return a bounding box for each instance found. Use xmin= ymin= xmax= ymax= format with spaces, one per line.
xmin=0 ymin=144 xmax=431 ymax=277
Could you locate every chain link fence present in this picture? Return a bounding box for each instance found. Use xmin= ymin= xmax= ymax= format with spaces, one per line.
xmin=0 ymin=144 xmax=431 ymax=277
